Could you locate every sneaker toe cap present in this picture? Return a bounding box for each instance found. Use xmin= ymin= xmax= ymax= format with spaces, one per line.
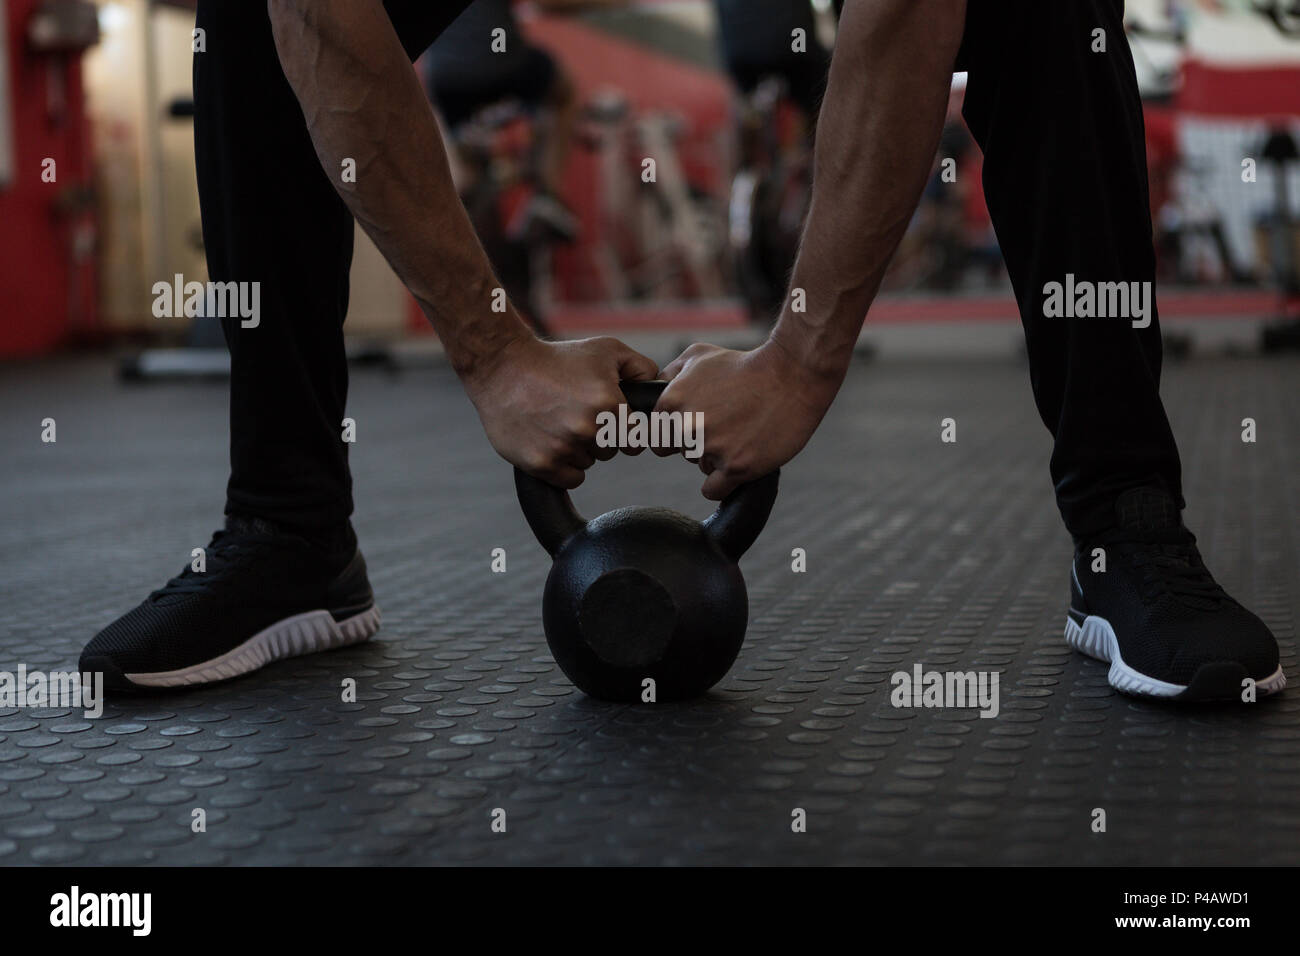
xmin=1166 ymin=605 xmax=1280 ymax=683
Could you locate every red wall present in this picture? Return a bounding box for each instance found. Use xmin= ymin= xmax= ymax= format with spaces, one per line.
xmin=0 ymin=0 xmax=97 ymax=356
xmin=528 ymin=16 xmax=731 ymax=303
xmin=1178 ymin=59 xmax=1300 ymax=120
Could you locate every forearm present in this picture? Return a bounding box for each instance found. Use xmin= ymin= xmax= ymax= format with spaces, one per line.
xmin=770 ymin=0 xmax=966 ymax=381
xmin=267 ymin=0 xmax=532 ymax=380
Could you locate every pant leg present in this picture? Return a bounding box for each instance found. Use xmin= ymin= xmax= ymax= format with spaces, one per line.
xmin=384 ymin=1 xmax=477 ymax=60
xmin=957 ymin=0 xmax=1184 ymax=541
xmin=193 ymin=0 xmax=470 ymax=542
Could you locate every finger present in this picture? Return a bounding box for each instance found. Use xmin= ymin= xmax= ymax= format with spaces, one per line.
xmin=660 ymin=342 xmax=714 ymax=381
xmin=612 ymin=343 xmax=660 ymax=382
xmin=550 ymin=466 xmax=587 ymax=490
xmin=701 ymin=469 xmax=737 ymax=502
xmin=564 ymin=444 xmax=597 ymax=472
xmin=593 ymin=441 xmax=618 ymax=462
xmin=649 ymin=389 xmax=687 ymax=456
xmin=660 ymin=354 xmax=688 ymax=381
xmin=681 ymin=445 xmax=706 ymax=465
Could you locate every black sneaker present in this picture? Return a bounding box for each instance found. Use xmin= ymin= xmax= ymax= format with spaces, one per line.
xmin=1067 ymin=487 xmax=1285 ymax=701
xmin=81 ymin=517 xmax=380 ymax=690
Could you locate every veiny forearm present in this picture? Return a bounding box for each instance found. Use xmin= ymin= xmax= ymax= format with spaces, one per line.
xmin=267 ymin=0 xmax=532 ymax=379
xmin=770 ymin=0 xmax=967 ymax=381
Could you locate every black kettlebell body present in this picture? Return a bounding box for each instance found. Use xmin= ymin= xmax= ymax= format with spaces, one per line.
xmin=515 ymin=381 xmax=778 ymax=702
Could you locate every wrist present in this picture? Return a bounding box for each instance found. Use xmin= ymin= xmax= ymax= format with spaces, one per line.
xmin=453 ymin=317 xmax=536 ymax=391
xmin=767 ymin=318 xmax=852 ymax=391
xmin=759 ymin=337 xmax=845 ymax=418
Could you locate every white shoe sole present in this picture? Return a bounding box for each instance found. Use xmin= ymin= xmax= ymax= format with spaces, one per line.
xmin=125 ymin=606 xmax=381 ymax=688
xmin=1065 ymin=613 xmax=1286 ymax=700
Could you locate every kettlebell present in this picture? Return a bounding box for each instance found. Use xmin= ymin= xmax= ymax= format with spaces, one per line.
xmin=515 ymin=380 xmax=779 ymax=702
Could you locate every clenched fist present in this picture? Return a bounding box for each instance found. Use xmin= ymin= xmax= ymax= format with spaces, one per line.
xmin=656 ymin=340 xmax=844 ymax=500
xmin=464 ymin=335 xmax=659 ymax=488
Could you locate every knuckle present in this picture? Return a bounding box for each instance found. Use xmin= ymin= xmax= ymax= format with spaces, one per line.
xmin=723 ymin=456 xmax=750 ymax=479
xmin=656 ymin=393 xmax=682 ymax=414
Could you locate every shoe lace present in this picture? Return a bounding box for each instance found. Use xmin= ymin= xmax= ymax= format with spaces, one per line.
xmin=148 ymin=530 xmax=262 ymax=601
xmin=1106 ymin=528 xmax=1226 ymax=606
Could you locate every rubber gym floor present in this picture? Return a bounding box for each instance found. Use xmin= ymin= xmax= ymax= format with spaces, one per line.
xmin=1 ymin=352 xmax=1297 ymax=866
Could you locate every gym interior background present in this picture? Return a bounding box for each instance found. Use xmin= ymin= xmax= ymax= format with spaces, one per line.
xmin=0 ymin=0 xmax=1298 ymax=868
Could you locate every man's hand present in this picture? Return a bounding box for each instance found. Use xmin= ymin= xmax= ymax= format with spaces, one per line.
xmin=656 ymin=340 xmax=843 ymax=501
xmin=464 ymin=336 xmax=659 ymax=489
xmin=652 ymin=0 xmax=964 ymax=502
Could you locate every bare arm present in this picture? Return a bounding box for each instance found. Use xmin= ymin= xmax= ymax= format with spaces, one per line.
xmin=268 ymin=0 xmax=528 ymax=378
xmin=266 ymin=0 xmax=657 ymax=487
xmin=659 ymin=0 xmax=967 ymax=498
xmin=771 ymin=0 xmax=967 ymax=381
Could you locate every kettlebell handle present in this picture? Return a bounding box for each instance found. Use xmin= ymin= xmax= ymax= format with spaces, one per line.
xmin=514 ymin=380 xmax=779 ymax=560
